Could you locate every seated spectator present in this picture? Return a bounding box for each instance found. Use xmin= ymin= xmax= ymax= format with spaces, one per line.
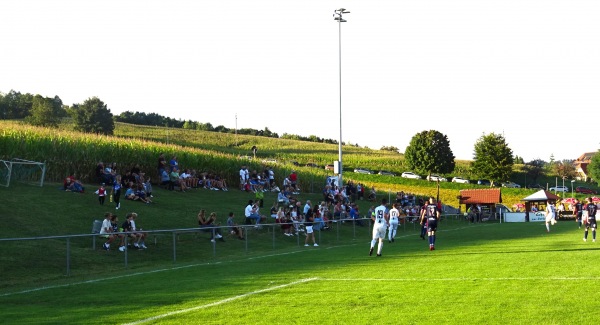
xmin=160 ymin=168 xmax=171 ymax=189
xmin=290 ymin=205 xmax=304 ymax=234
xmin=96 ymin=161 xmax=114 ymax=184
xmin=170 ymin=167 xmax=188 ymax=192
xmin=270 ymin=202 xmax=278 ymax=219
xmin=278 ymin=208 xmax=294 ymax=236
xmin=100 ymin=212 xmax=117 ymax=250
xmin=244 ymin=200 xmax=263 ymax=226
xmin=135 ymin=184 xmax=152 ymax=203
xmin=122 ymin=213 xmax=143 ymax=249
xmin=110 ymin=214 xmax=127 ymax=252
xmin=278 ymin=191 xmax=290 ymax=205
xmin=130 ymin=212 xmax=148 ymax=249
xmin=64 ymin=175 xmax=85 ymax=193
xmin=367 ymin=187 xmax=377 ymax=201
xmin=226 ymin=212 xmax=244 ymax=240
xmin=349 ymin=203 xmax=364 ymax=226
xmin=198 ymin=210 xmax=224 ymax=242
xmin=143 ymin=177 xmax=153 ymax=198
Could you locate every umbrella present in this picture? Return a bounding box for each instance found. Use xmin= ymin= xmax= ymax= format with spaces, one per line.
xmin=592 ymin=196 xmax=600 ymax=203
xmin=513 ymin=203 xmax=525 ymax=208
xmin=562 ymin=198 xmax=576 ymax=204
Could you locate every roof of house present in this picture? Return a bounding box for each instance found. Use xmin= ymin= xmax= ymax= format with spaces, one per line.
xmin=521 ymin=190 xmax=562 ymax=201
xmin=459 ymin=188 xmax=502 ymax=205
xmin=575 ymin=152 xmax=597 ymax=163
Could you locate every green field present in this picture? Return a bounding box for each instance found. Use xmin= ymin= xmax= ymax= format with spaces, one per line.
xmin=1 ymin=183 xmax=598 ymax=324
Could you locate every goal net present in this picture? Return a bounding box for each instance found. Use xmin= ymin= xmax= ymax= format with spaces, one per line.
xmin=0 ymin=158 xmax=46 ymax=187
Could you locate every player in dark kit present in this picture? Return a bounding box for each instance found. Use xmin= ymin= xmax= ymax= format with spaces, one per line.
xmin=420 ymin=197 xmax=440 ymax=250
xmin=573 ymin=199 xmax=583 ymax=229
xmin=583 ymin=197 xmax=597 ymax=243
xmin=419 ymin=201 xmax=428 ymax=240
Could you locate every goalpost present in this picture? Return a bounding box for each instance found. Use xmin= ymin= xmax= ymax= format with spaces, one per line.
xmin=0 ymin=158 xmax=47 ymax=187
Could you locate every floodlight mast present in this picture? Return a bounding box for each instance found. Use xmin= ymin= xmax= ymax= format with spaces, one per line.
xmin=333 ymin=8 xmax=349 ymax=188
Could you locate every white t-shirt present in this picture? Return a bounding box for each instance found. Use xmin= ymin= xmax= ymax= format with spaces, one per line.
xmin=100 ymin=218 xmax=112 ymax=234
xmin=373 ymin=205 xmax=387 ymax=227
xmin=244 ymin=204 xmax=253 ymax=217
xmin=389 ymin=208 xmax=400 ymax=223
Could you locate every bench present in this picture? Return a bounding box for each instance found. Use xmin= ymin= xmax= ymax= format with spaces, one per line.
xmin=91 ymin=220 xmax=102 ymax=249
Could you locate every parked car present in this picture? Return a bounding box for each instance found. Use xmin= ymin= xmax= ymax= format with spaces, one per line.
xmin=451 ymin=177 xmax=470 ymax=184
xmin=501 ymin=181 xmax=521 ymax=188
xmin=477 ymin=179 xmax=490 ymax=186
xmin=353 ymin=168 xmax=374 ymax=174
xmin=528 ymin=184 xmax=545 ymax=190
xmin=426 ymin=174 xmax=448 ymax=182
xmin=325 ymin=164 xmax=335 ymax=171
xmin=401 ymin=172 xmax=421 ymax=179
xmin=549 ymin=185 xmax=569 ymax=192
xmin=305 ymin=163 xmax=319 ymax=168
xmin=261 ymin=158 xmax=277 ymax=164
xmin=378 ymin=170 xmax=396 ymax=176
xmin=575 ymin=186 xmax=597 ymax=194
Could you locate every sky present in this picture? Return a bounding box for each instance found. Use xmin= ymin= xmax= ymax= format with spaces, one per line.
xmin=2 ymin=0 xmax=599 ymax=162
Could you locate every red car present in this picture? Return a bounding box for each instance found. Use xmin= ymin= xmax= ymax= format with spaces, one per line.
xmin=575 ymin=186 xmax=597 ymax=194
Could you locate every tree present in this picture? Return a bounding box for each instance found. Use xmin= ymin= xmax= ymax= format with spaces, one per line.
xmin=586 ymin=151 xmax=600 ymax=184
xmin=553 ymin=160 xmax=577 ymax=179
xmin=26 ymin=95 xmax=63 ymax=127
xmin=524 ymin=159 xmax=545 ymax=185
xmin=71 ymin=97 xmax=114 ymax=135
xmin=471 ymin=133 xmax=514 ymax=186
xmin=404 ymin=130 xmax=455 ymax=177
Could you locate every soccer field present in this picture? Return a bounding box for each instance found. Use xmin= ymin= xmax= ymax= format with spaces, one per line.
xmin=1 ymin=221 xmax=598 ymax=324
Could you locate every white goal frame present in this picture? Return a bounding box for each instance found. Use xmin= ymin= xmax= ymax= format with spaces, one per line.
xmin=0 ymin=158 xmax=47 ymax=187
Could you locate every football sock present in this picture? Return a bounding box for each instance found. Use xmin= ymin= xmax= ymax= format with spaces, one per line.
xmin=546 ymin=223 xmax=550 ymax=232
xmin=428 ymin=236 xmax=433 ymax=245
xmin=371 ymin=239 xmax=377 ymax=248
xmin=378 ymin=242 xmax=383 ymax=255
xmin=432 ymin=235 xmax=436 ymax=244
xmin=593 ymin=230 xmax=596 ymax=240
xmin=585 ymin=230 xmax=588 ymax=239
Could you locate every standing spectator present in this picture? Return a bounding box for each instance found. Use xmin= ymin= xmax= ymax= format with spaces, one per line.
xmin=169 ymin=155 xmax=179 ymax=171
xmin=388 ymin=203 xmax=400 ymax=243
xmin=239 ymin=166 xmax=249 ymax=191
xmin=100 ymin=212 xmax=116 ymax=251
xmin=545 ymin=200 xmax=557 ymax=233
xmin=95 ymin=183 xmax=107 ymax=205
xmin=583 ymin=197 xmax=597 ymax=242
xmin=113 ymin=175 xmax=122 ymax=210
xmin=157 ymin=153 xmax=167 ymax=175
xmin=304 ymin=204 xmax=318 ymax=247
xmin=369 ymin=198 xmax=389 ymax=257
xmin=268 ymin=166 xmax=276 ymax=191
xmin=289 ymin=171 xmax=299 ymax=194
xmin=421 ymin=197 xmax=440 ymax=251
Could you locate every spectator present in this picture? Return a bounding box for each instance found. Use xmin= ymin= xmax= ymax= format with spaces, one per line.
xmin=239 ymin=166 xmax=249 ymax=191
xmin=278 ymin=207 xmax=294 ymax=236
xmin=198 ymin=210 xmax=224 ymax=242
xmin=110 ymin=214 xmax=127 ymax=252
xmin=244 ymin=200 xmax=262 ymax=226
xmin=64 ymin=174 xmax=85 ymax=193
xmin=169 ymin=155 xmax=179 ymax=171
xmin=122 ymin=213 xmax=143 ymax=249
xmin=113 ymin=175 xmax=122 ymax=210
xmin=170 ymin=167 xmax=188 ymax=192
xmin=143 ymin=177 xmax=153 ymax=198
xmin=289 ymin=171 xmax=299 ymax=194
xmin=349 ymin=203 xmax=364 ymax=226
xmin=130 ymin=212 xmax=148 ymax=249
xmin=100 ymin=212 xmax=116 ymax=251
xmin=95 ymin=183 xmax=107 ymax=205
xmin=160 ymin=168 xmax=172 ymax=189
xmin=278 ymin=191 xmax=290 ymax=205
xmin=226 ymin=212 xmax=244 ymax=240
xmin=157 ymin=153 xmax=167 ymax=175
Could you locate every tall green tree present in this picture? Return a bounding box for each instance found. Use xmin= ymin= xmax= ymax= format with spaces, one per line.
xmin=26 ymin=95 xmax=63 ymax=127
xmin=404 ymin=130 xmax=455 ymax=177
xmin=472 ymin=133 xmax=514 ymax=186
xmin=71 ymin=97 xmax=114 ymax=135
xmin=524 ymin=159 xmax=545 ymax=185
xmin=587 ymin=151 xmax=600 ymax=184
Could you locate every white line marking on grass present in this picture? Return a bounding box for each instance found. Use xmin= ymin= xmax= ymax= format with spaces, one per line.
xmin=123 ymin=277 xmax=319 ymax=325
xmin=320 ymin=277 xmax=600 ymax=282
xmin=0 ymin=262 xmax=220 ymax=297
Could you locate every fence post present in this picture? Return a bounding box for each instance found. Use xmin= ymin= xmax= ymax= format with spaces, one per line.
xmin=172 ymin=232 xmax=177 ymax=263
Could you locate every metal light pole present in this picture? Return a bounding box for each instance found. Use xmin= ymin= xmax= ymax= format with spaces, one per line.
xmin=333 ymin=8 xmax=349 ymax=188
xmin=571 ymin=180 xmax=575 ymax=198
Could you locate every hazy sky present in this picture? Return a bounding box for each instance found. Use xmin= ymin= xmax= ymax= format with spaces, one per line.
xmin=2 ymin=0 xmax=599 ymax=162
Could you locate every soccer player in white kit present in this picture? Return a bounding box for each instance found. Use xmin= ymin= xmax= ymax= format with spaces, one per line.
xmin=388 ymin=203 xmax=400 ymax=243
xmin=370 ymin=198 xmax=389 ymax=257
xmin=545 ymin=200 xmax=557 ymax=233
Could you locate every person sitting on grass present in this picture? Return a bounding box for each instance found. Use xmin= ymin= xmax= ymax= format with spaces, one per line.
xmin=64 ymin=175 xmax=85 ymax=193
xmin=170 ymin=167 xmax=188 ymax=192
